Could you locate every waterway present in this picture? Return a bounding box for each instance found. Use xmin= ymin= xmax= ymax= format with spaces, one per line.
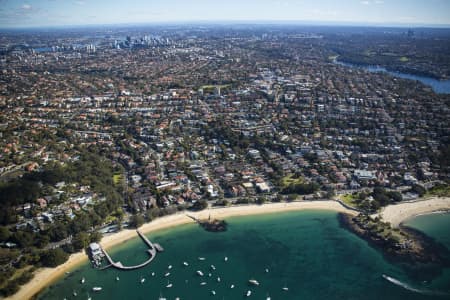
xmin=37 ymin=210 xmax=450 ymax=299
xmin=334 ymin=60 xmax=450 ymax=94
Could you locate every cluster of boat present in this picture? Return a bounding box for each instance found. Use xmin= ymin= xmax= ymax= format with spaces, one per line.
xmin=74 ymin=256 xmax=290 ymax=299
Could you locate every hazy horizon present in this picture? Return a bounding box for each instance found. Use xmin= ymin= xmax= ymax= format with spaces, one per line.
xmin=1 ymin=0 xmax=450 ymax=29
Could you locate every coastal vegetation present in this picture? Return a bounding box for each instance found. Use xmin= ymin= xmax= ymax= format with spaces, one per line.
xmin=340 ymin=187 xmax=402 ymax=212
xmin=427 ymin=183 xmax=450 ymax=197
xmin=339 ymin=213 xmax=450 ymax=266
xmin=0 ymin=151 xmax=122 ymax=296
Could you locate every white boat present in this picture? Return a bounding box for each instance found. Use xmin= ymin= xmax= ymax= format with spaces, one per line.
xmin=92 ymin=287 xmax=102 ymax=292
xmin=140 ymin=278 xmax=145 ymax=283
xmin=265 ymin=268 xmax=269 ymax=273
xmin=164 ymin=272 xmax=171 ymax=277
xmin=198 ymin=257 xmax=206 ymax=261
xmin=246 ymin=290 xmax=252 ymax=297
xmin=211 ymin=290 xmax=216 ymax=295
xmin=266 ymin=297 xmax=271 ymax=300
xmin=116 ymin=276 xmax=120 ymax=281
xmin=183 ymin=262 xmax=189 ymax=266
xmin=210 ymin=265 xmax=216 ymax=270
xmin=230 ymin=284 xmax=234 ymax=289
xmin=217 ymin=277 xmax=221 ymax=282
xmin=151 ymin=272 xmax=155 ymax=276
xmin=73 ymin=291 xmax=77 ymax=296
xmin=200 ymin=282 xmax=207 ymax=286
xmin=208 ymin=273 xmax=212 ymax=277
xmin=224 ymin=257 xmax=228 ymax=262
xmin=196 ymin=270 xmax=204 ymax=276
xmin=248 ymin=279 xmax=259 ymax=286
xmin=158 ymin=293 xmax=167 ymax=300
xmin=168 ymin=265 xmax=172 ymax=269
xmin=166 ymin=281 xmax=173 ymax=288
xmin=282 ymin=286 xmax=289 ymax=291
xmin=80 ymin=277 xmax=85 ymax=284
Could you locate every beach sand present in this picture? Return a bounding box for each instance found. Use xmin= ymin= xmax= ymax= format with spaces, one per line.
xmin=378 ymin=196 xmax=450 ymax=227
xmin=9 ymin=200 xmax=356 ymax=300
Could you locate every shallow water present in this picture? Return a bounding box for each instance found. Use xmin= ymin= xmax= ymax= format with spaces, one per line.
xmin=38 ymin=210 xmax=450 ymax=299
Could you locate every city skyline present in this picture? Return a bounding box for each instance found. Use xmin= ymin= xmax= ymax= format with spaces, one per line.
xmin=1 ymin=0 xmax=450 ymax=29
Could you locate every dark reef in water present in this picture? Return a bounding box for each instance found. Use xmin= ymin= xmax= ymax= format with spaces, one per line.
xmin=198 ymin=219 xmax=228 ymax=232
xmin=338 ymin=213 xmax=450 ymax=268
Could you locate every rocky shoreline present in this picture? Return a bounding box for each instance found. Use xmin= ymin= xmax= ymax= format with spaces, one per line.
xmin=338 ymin=213 xmax=450 ymax=266
xmin=198 ymin=219 xmax=228 ymax=232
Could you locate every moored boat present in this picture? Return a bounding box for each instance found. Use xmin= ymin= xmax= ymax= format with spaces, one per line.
xmin=249 ymin=279 xmax=259 ymax=286
xmin=92 ymin=287 xmax=102 ymax=292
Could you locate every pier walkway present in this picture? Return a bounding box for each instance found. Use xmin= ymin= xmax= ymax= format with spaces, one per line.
xmin=100 ymin=230 xmax=162 ymax=270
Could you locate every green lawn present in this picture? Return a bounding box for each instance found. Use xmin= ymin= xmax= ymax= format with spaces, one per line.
xmin=200 ymin=84 xmax=231 ymax=90
xmin=340 ymin=193 xmax=359 ymax=207
xmin=279 ymin=174 xmax=304 ymax=188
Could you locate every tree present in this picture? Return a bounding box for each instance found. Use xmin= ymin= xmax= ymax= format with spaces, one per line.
xmin=130 ymin=214 xmax=145 ymax=229
xmin=89 ymin=231 xmax=103 ymax=243
xmin=0 ymin=226 xmax=10 ymax=242
xmin=72 ymin=232 xmax=90 ymax=251
xmin=11 ymin=231 xmax=35 ymax=248
xmin=40 ymin=248 xmax=69 ymax=267
xmin=192 ymin=200 xmax=208 ymax=211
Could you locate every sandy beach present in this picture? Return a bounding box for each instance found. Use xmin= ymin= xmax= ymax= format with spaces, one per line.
xmin=10 ymin=197 xmax=450 ymax=299
xmin=9 ymin=200 xmax=357 ymax=300
xmin=378 ymin=197 xmax=450 ymax=227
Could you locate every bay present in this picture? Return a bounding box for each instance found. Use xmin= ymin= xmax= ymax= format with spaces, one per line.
xmin=334 ymin=60 xmax=450 ymax=94
xmin=38 ymin=210 xmax=450 ymax=299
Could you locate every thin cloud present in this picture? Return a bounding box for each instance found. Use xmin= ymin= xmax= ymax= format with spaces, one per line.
xmin=21 ymin=4 xmax=32 ymax=10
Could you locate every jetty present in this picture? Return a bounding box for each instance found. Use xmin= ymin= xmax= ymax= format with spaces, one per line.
xmin=100 ymin=230 xmax=163 ymax=270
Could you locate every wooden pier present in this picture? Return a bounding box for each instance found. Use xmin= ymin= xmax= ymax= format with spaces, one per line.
xmin=100 ymin=230 xmax=162 ymax=271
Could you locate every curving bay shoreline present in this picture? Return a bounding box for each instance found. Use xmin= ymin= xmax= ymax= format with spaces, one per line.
xmin=378 ymin=197 xmax=450 ymax=227
xmin=9 ymin=198 xmax=450 ymax=300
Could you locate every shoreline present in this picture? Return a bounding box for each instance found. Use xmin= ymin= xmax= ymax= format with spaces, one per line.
xmin=10 ymin=200 xmax=354 ymax=300
xmin=377 ymin=196 xmax=450 ymax=227
xmin=9 ymin=197 xmax=450 ymax=300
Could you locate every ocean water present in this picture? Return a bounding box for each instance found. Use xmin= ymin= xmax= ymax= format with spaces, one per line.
xmin=37 ymin=210 xmax=450 ymax=300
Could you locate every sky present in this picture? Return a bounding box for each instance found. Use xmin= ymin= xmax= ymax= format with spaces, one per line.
xmin=0 ymin=0 xmax=450 ymax=28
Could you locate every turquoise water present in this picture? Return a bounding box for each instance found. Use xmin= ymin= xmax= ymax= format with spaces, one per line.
xmin=38 ymin=210 xmax=450 ymax=300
